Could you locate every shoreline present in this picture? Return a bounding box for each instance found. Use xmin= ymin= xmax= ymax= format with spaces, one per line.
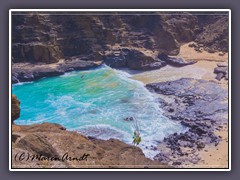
xmin=11 ymin=42 xmax=229 ymax=168
xmin=127 ymin=43 xmax=229 ymax=168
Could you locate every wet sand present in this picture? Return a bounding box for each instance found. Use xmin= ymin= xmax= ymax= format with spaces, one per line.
xmin=129 ymin=42 xmax=229 ymax=168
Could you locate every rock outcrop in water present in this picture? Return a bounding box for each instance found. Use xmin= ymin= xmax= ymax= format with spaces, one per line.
xmin=11 ymin=95 xmax=20 ymax=123
xmin=12 ymin=12 xmax=228 ymax=83
xmin=11 ymin=95 xmax=169 ymax=168
xmin=146 ymin=78 xmax=228 ymax=166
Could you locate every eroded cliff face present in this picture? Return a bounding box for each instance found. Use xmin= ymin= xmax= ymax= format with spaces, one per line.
xmin=12 ymin=13 xmax=179 ymax=63
xmin=12 ymin=12 xmax=228 ymax=65
xmin=195 ymin=15 xmax=229 ymax=52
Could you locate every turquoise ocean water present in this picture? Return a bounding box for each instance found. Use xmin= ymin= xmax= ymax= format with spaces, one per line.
xmin=13 ymin=65 xmax=187 ymax=158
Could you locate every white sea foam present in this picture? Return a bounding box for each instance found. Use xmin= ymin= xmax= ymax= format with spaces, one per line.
xmin=73 ymin=124 xmax=132 ymax=141
xmin=12 ymin=81 xmax=34 ymax=86
xmin=13 ymin=65 xmax=187 ymax=159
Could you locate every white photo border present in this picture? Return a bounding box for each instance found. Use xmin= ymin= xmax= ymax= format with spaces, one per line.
xmin=9 ymin=9 xmax=231 ymax=171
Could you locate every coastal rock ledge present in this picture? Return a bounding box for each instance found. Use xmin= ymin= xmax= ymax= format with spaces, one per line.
xmin=146 ymin=78 xmax=228 ymax=167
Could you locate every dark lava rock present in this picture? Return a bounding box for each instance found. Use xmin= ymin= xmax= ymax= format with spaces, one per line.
xmin=214 ymin=67 xmax=228 ymax=74
xmin=103 ymin=48 xmax=167 ymax=71
xmin=12 ymin=75 xmax=19 ymax=84
xmin=213 ymin=66 xmax=228 ymax=81
xmin=225 ymin=73 xmax=229 ymax=80
xmin=190 ymin=157 xmax=201 ymax=164
xmin=216 ymin=73 xmax=224 ymax=81
xmin=217 ymin=63 xmax=228 ymax=67
xmin=104 ymin=56 xmax=127 ymax=68
xmin=59 ymin=59 xmax=101 ymax=72
xmin=146 ymin=78 xmax=228 ymax=122
xmin=147 ymin=78 xmax=228 ymax=166
xmin=12 ymin=67 xmax=64 ymax=83
xmin=158 ymin=53 xmax=197 ymax=67
xmin=123 ymin=117 xmax=134 ymax=122
xmin=196 ymin=141 xmax=205 ymax=150
xmin=157 ymin=98 xmax=168 ymax=108
xmin=103 ymin=49 xmax=128 ymax=68
xmin=168 ymin=108 xmax=175 ymax=113
xmin=188 ymin=43 xmax=197 ymax=48
xmin=154 ymin=153 xmax=171 ymax=164
xmin=126 ymin=49 xmax=167 ymax=70
xmin=172 ymin=161 xmax=182 ymax=166
xmin=12 ymin=59 xmax=101 ymax=84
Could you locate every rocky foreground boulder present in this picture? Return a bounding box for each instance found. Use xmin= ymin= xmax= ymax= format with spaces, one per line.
xmin=12 ymin=123 xmax=169 ymax=168
xmin=11 ymin=95 xmax=20 ymax=123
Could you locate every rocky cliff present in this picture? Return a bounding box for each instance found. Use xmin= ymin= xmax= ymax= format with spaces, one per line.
xmin=12 ymin=12 xmax=228 ymax=65
xmin=12 ymin=12 xmax=178 ymax=64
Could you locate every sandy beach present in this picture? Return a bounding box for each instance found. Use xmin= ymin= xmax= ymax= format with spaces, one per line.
xmin=131 ymin=42 xmax=228 ymax=88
